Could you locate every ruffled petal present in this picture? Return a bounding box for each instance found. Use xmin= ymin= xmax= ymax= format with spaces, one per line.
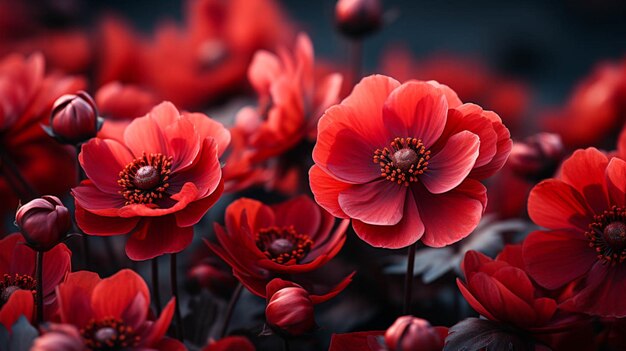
xmin=71 ymin=180 xmax=125 ymax=216
xmin=75 ymin=204 xmax=140 ymax=236
xmin=125 ymin=216 xmax=194 ymax=260
xmin=91 ymin=269 xmax=150 ymax=325
xmin=527 ymin=179 xmax=594 ymax=231
xmin=123 ymin=110 xmax=169 ymax=157
xmin=338 ymin=180 xmax=406 ymax=226
xmin=560 ymin=148 xmax=609 ymax=214
xmin=272 ymin=196 xmax=321 ymax=236
xmin=79 ymin=138 xmax=134 ymax=194
xmin=308 ymin=165 xmax=350 ymax=218
xmin=606 ymin=157 xmax=626 ymax=207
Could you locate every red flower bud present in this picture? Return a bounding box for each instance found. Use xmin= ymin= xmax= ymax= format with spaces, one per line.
xmin=186 ymin=259 xmax=237 ymax=298
xmin=335 ymin=0 xmax=382 ymax=39
xmin=15 ymin=196 xmax=71 ymax=251
xmin=384 ymin=316 xmax=445 ymax=351
xmin=265 ymin=285 xmax=315 ymax=336
xmin=46 ymin=91 xmax=101 ymax=144
xmin=508 ymin=133 xmax=564 ymax=182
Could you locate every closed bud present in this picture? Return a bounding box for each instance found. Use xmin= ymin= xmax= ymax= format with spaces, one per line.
xmin=15 ymin=196 xmax=71 ymax=251
xmin=265 ymin=285 xmax=315 ymax=336
xmin=509 ymin=133 xmax=564 ymax=182
xmin=335 ymin=0 xmax=382 ymax=39
xmin=46 ymin=91 xmax=101 ymax=144
xmin=385 ymin=316 xmax=444 ymax=351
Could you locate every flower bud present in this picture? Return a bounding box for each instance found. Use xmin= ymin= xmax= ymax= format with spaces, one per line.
xmin=15 ymin=196 xmax=71 ymax=251
xmin=266 ymin=285 xmax=315 ymax=336
xmin=46 ymin=91 xmax=101 ymax=144
xmin=335 ymin=0 xmax=382 ymax=39
xmin=508 ymin=133 xmax=564 ymax=182
xmin=384 ymin=316 xmax=445 ymax=351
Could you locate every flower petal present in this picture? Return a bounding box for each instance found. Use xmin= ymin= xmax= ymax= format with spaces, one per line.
xmin=308 ymin=165 xmax=350 ymax=218
xmin=91 ymin=269 xmax=150 ymax=324
xmin=125 ymin=216 xmax=194 ymax=260
xmin=527 ymin=179 xmax=594 ymax=231
xmin=560 ymin=148 xmax=609 ymax=214
xmin=79 ymin=138 xmax=133 ymax=194
xmin=339 ymin=180 xmax=406 ymax=226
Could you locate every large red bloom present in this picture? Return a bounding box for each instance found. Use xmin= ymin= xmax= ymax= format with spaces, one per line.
xmin=524 ymin=147 xmax=626 ymax=317
xmin=310 ymin=75 xmax=511 ymax=249
xmin=54 ymin=269 xmax=183 ymax=350
xmin=0 ymin=233 xmax=71 ymax=328
xmin=72 ymin=102 xmax=230 ymax=260
xmin=224 ymin=33 xmax=343 ymax=194
xmin=207 ymin=196 xmax=350 ymax=297
xmin=0 ymin=53 xmax=84 ymax=211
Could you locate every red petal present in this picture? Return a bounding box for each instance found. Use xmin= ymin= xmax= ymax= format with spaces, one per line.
xmin=75 ymin=204 xmax=140 ymax=236
xmin=527 ymin=179 xmax=594 ymax=231
xmin=57 ymin=271 xmax=100 ymax=327
xmin=415 ymin=180 xmax=486 ymax=247
xmin=560 ymin=148 xmax=609 ymax=214
xmin=309 ymin=165 xmax=350 ymax=218
xmin=468 ymin=110 xmax=512 ymax=179
xmin=339 ymin=180 xmax=406 ymax=226
xmin=225 ymin=198 xmax=274 ymax=235
xmin=91 ymin=269 xmax=149 ymax=324
xmin=123 ymin=109 xmax=169 ymax=157
xmin=382 ymin=80 xmax=448 ymax=148
xmin=79 ymin=138 xmax=133 ymax=194
xmin=143 ymin=298 xmax=176 ymax=346
xmin=273 ymin=196 xmax=322 ymax=236
xmin=606 ymin=157 xmax=626 ymax=207
xmin=125 ymin=216 xmax=194 ymax=260
xmin=71 ymin=181 xmax=125 ymax=216
xmin=352 ymin=192 xmax=424 ymax=248
xmin=522 ymin=230 xmax=595 ymax=289
xmin=570 ymin=263 xmax=626 ymax=317
xmin=184 ymin=113 xmax=230 ymax=157
xmin=0 ymin=290 xmax=34 ymax=329
xmin=175 ymin=179 xmax=224 ymax=227
xmin=421 ymin=131 xmax=479 ymax=194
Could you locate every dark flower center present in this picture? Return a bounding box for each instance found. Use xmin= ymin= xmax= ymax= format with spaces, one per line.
xmin=0 ymin=274 xmax=36 ymax=306
xmin=373 ymin=137 xmax=431 ymax=186
xmin=586 ymin=206 xmax=626 ymax=265
xmin=81 ymin=317 xmax=140 ymax=350
xmin=256 ymin=226 xmax=313 ymax=264
xmin=118 ymin=153 xmax=173 ymax=205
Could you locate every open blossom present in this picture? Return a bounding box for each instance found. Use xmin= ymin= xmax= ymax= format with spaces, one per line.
xmin=524 ymin=148 xmax=626 ymax=317
xmin=225 ymin=33 xmax=343 ymax=193
xmin=0 ymin=233 xmax=71 ymax=327
xmin=53 ymin=269 xmax=184 ymax=350
xmin=207 ymin=196 xmax=350 ymax=296
xmin=310 ymin=75 xmax=511 ymax=249
xmin=0 ymin=53 xmax=84 ymax=210
xmin=72 ymin=102 xmax=230 ymax=260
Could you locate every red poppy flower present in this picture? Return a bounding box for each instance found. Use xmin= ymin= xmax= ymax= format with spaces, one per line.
xmin=0 ymin=233 xmax=71 ymax=328
xmin=207 ymin=196 xmax=350 ymax=296
xmin=0 ymin=53 xmax=84 ymax=211
xmin=55 ymin=269 xmax=184 ymax=350
xmin=203 ymin=336 xmax=255 ymax=351
xmin=310 ymin=75 xmax=511 ymax=249
xmin=224 ymin=33 xmax=343 ymax=194
xmin=523 ymin=147 xmax=626 ymax=317
xmin=458 ymin=247 xmax=559 ymax=331
xmin=72 ymin=101 xmax=230 ymax=260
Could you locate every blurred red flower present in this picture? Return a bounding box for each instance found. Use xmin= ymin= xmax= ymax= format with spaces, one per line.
xmin=207 ymin=196 xmax=350 ymax=296
xmin=0 ymin=53 xmax=84 ymax=211
xmin=54 ymin=269 xmax=184 ymax=350
xmin=0 ymin=233 xmax=71 ymax=328
xmin=310 ymin=75 xmax=511 ymax=249
xmin=72 ymin=102 xmax=230 ymax=260
xmin=224 ymin=33 xmax=343 ymax=194
xmin=524 ymin=148 xmax=626 ymax=317
xmin=203 ymin=336 xmax=255 ymax=351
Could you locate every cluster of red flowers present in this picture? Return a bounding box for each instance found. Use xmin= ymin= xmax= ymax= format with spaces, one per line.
xmin=0 ymin=0 xmax=624 ymax=350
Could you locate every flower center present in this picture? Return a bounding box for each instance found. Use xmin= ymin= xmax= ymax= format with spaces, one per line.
xmin=256 ymin=226 xmax=313 ymax=264
xmin=118 ymin=153 xmax=173 ymax=205
xmin=373 ymin=137 xmax=431 ymax=186
xmin=81 ymin=317 xmax=140 ymax=350
xmin=586 ymin=206 xmax=626 ymax=265
xmin=0 ymin=274 xmax=36 ymax=306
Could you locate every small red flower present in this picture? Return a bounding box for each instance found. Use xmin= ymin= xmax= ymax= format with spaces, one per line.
xmin=207 ymin=196 xmax=350 ymax=296
xmin=0 ymin=53 xmax=84 ymax=210
xmin=524 ymin=147 xmax=626 ymax=317
xmin=458 ymin=247 xmax=559 ymax=331
xmin=310 ymin=75 xmax=511 ymax=249
xmin=0 ymin=233 xmax=71 ymax=328
xmin=72 ymin=101 xmax=230 ymax=260
xmin=55 ymin=269 xmax=183 ymax=350
xmin=225 ymin=33 xmax=343 ymax=194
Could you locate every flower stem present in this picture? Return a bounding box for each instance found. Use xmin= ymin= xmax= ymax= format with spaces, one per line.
xmin=403 ymin=242 xmax=417 ymax=315
xmin=283 ymin=337 xmax=290 ymax=351
xmin=152 ymin=257 xmax=162 ymax=316
xmin=219 ymin=283 xmax=243 ymax=338
xmin=35 ymin=251 xmax=44 ymax=325
xmin=73 ymin=145 xmax=91 ymax=270
xmin=170 ymin=253 xmax=184 ymax=341
xmin=350 ymin=39 xmax=363 ymax=85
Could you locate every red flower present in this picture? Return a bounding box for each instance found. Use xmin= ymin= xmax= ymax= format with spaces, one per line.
xmin=55 ymin=269 xmax=184 ymax=350
xmin=224 ymin=33 xmax=343 ymax=193
xmin=0 ymin=233 xmax=71 ymax=328
xmin=523 ymin=147 xmax=626 ymax=317
xmin=207 ymin=196 xmax=350 ymax=296
xmin=203 ymin=336 xmax=255 ymax=351
xmin=72 ymin=102 xmax=230 ymax=260
xmin=0 ymin=53 xmax=84 ymax=210
xmin=310 ymin=75 xmax=511 ymax=249
xmin=329 ymin=331 xmax=386 ymax=351
xmin=384 ymin=316 xmax=447 ymax=351
xmin=458 ymin=247 xmax=559 ymax=331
